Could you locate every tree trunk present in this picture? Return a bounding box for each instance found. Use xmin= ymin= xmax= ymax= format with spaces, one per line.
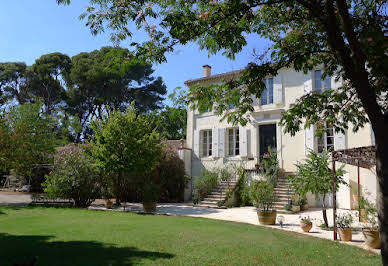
xmin=115 ymin=172 xmax=121 ymax=206
xmin=322 ymin=194 xmax=329 ymax=228
xmin=374 ymin=122 xmax=388 ymax=265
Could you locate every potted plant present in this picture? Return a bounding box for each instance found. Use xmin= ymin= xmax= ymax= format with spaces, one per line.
xmin=352 ymin=187 xmax=359 ymax=209
xmin=141 ymin=182 xmax=161 ymax=213
xmin=361 ymin=199 xmax=380 ymax=249
xmin=300 ymin=216 xmax=313 ymax=232
xmin=251 ymin=180 xmax=277 ymax=225
xmin=336 ymin=212 xmax=354 ymax=241
xmin=298 ymin=197 xmax=309 ymax=211
xmin=101 ymin=180 xmax=114 ymax=209
xmin=358 ymin=196 xmax=368 ymax=223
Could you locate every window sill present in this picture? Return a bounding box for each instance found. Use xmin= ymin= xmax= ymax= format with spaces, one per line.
xmin=200 ymin=157 xmax=216 ymax=161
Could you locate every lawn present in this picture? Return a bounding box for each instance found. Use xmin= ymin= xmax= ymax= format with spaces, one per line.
xmin=0 ymin=207 xmax=380 ymax=266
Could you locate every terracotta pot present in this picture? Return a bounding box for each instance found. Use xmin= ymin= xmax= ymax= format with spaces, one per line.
xmin=300 ymin=203 xmax=309 ymax=211
xmin=359 ymin=209 xmax=368 ymax=223
xmin=338 ymin=228 xmax=352 ymax=241
xmin=300 ymin=221 xmax=312 ymax=232
xmin=257 ymin=210 xmax=277 ymax=225
xmin=105 ymin=199 xmax=113 ymax=209
xmin=362 ymin=228 xmax=380 ymax=249
xmin=143 ymin=202 xmax=157 ymax=212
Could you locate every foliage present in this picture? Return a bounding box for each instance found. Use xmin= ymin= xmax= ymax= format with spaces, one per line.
xmin=193 ymin=170 xmax=219 ymax=202
xmin=300 ymin=216 xmax=312 ymax=223
xmin=0 ymin=102 xmax=58 ymax=180
xmin=0 ymin=62 xmax=30 ymax=104
xmin=283 ymin=204 xmax=292 ymax=211
xmin=336 ymin=212 xmax=354 ymax=229
xmin=148 ymin=106 xmax=186 ymax=140
xmin=43 ymin=144 xmax=100 ymax=207
xmin=360 ymin=198 xmax=379 ymax=230
xmin=89 ymin=107 xmax=163 ymax=204
xmin=289 ymin=150 xmax=345 ymax=227
xmin=259 ymin=147 xmax=279 ymax=186
xmin=232 ymin=166 xmax=252 ymax=206
xmin=250 ymin=180 xmax=277 ymax=211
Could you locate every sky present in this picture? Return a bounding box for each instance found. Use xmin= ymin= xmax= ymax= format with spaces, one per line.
xmin=0 ymin=0 xmax=269 ymax=106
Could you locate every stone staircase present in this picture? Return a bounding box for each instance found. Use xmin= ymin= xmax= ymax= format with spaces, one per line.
xmin=273 ymin=174 xmax=294 ymax=212
xmin=197 ymin=180 xmax=237 ymax=208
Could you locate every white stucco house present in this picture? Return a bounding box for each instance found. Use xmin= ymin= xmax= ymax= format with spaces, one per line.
xmin=183 ymin=65 xmax=377 ymax=208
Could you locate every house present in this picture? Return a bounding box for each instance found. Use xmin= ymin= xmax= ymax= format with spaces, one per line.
xmin=183 ymin=65 xmax=377 ymax=208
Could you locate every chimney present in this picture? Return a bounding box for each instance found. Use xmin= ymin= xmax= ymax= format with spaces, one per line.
xmin=203 ymin=65 xmax=212 ymax=77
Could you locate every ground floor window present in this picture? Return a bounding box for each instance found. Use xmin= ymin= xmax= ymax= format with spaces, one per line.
xmin=317 ymin=123 xmax=334 ymax=153
xmin=202 ymin=130 xmax=212 ymax=157
xmin=228 ymin=128 xmax=239 ymax=156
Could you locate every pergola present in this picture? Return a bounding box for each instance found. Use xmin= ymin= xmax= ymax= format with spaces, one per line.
xmin=331 ymin=145 xmax=376 ymax=240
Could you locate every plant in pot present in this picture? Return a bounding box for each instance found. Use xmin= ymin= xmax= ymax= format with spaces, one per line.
xmin=361 ymin=199 xmax=380 ymax=249
xmin=140 ymin=181 xmax=161 ymax=213
xmin=358 ymin=196 xmax=368 ymax=223
xmin=300 ymin=216 xmax=313 ymax=232
xmin=250 ymin=180 xmax=277 ymax=225
xmin=101 ymin=179 xmax=114 ymax=209
xmin=336 ymin=212 xmax=354 ymax=241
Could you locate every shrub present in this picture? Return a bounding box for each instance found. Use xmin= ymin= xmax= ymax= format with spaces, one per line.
xmin=259 ymin=147 xmax=279 ymax=186
xmin=232 ymin=167 xmax=252 ymax=206
xmin=43 ymin=145 xmax=100 ymax=208
xmin=193 ymin=170 xmax=219 ymax=201
xmin=250 ymin=180 xmax=277 ymax=211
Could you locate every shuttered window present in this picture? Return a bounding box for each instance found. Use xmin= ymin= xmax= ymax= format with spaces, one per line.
xmin=317 ymin=123 xmax=334 ymax=153
xmin=202 ymin=130 xmax=212 ymax=157
xmin=261 ymin=78 xmax=274 ymax=105
xmin=227 ymin=128 xmax=240 ymax=156
xmin=314 ymin=70 xmax=331 ymax=92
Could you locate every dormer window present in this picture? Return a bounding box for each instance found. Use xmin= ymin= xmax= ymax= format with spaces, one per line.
xmin=261 ymin=78 xmax=274 ymax=105
xmin=314 ymin=70 xmax=331 ymax=92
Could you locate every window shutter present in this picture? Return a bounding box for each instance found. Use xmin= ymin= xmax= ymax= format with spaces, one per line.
xmin=218 ymin=128 xmax=226 ymax=157
xmin=331 ymin=74 xmax=342 ymax=90
xmin=193 ymin=130 xmax=200 ymax=158
xmin=305 ymin=126 xmax=314 ymax=155
xmin=239 ymin=127 xmax=248 ymax=157
xmin=212 ymin=128 xmax=219 ymax=158
xmin=273 ymin=74 xmax=283 ymax=104
xmin=303 ymin=71 xmax=312 ymax=95
xmin=334 ymin=130 xmax=346 ymax=150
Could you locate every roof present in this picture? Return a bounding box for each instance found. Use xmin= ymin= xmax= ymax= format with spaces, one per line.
xmin=184 ymin=69 xmax=243 ymax=87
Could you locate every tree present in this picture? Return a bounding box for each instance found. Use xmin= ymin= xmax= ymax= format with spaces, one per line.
xmin=0 ymin=62 xmax=31 ymax=104
xmin=89 ymin=106 xmax=163 ymax=205
xmin=43 ymin=144 xmax=101 ymax=207
xmin=65 ymin=46 xmax=167 ymax=141
xmin=29 ymin=53 xmax=72 ymax=115
xmin=290 ymin=150 xmax=345 ymax=228
xmin=58 ymin=0 xmax=388 ymax=262
xmin=148 ymin=106 xmax=187 ymax=140
xmin=0 ymin=102 xmax=58 ymax=181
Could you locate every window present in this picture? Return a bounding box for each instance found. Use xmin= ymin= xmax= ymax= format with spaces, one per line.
xmin=317 ymin=123 xmax=334 ymax=153
xmin=314 ymin=70 xmax=331 ymax=92
xmin=261 ymin=78 xmax=273 ymax=105
xmin=228 ymin=104 xmax=235 ymax=110
xmin=228 ymin=128 xmax=240 ymax=156
xmin=202 ymin=130 xmax=212 ymax=157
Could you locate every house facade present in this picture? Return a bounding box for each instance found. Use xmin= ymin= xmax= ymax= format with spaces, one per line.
xmin=184 ymin=65 xmax=377 ymax=208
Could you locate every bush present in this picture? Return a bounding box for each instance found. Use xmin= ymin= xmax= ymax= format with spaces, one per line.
xmin=193 ymin=170 xmax=219 ymax=201
xmin=233 ymin=167 xmax=252 ymax=206
xmin=43 ymin=145 xmax=101 ymax=208
xmin=250 ymin=180 xmax=277 ymax=211
xmin=259 ymin=147 xmax=279 ymax=186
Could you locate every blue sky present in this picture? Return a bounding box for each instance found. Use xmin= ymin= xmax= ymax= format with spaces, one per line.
xmin=0 ymin=0 xmax=269 ymax=106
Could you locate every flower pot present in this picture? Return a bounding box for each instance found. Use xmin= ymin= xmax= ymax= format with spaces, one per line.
xmin=105 ymin=199 xmax=113 ymax=209
xmin=338 ymin=228 xmax=352 ymax=241
xmin=300 ymin=221 xmax=312 ymax=232
xmin=300 ymin=203 xmax=309 ymax=211
xmin=359 ymin=209 xmax=368 ymax=223
xmin=291 ymin=205 xmax=300 ymax=213
xmin=143 ymin=202 xmax=157 ymax=212
xmin=257 ymin=210 xmax=277 ymax=225
xmin=362 ymin=228 xmax=380 ymax=249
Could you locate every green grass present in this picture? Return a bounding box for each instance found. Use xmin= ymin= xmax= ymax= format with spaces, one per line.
xmin=0 ymin=207 xmax=380 ymax=266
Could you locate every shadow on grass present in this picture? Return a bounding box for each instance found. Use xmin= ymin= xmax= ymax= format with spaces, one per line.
xmin=0 ymin=233 xmax=174 ymax=266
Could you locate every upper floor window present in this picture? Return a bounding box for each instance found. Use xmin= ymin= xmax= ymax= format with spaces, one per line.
xmin=314 ymin=70 xmax=331 ymax=92
xmin=202 ymin=130 xmax=212 ymax=157
xmin=227 ymin=128 xmax=240 ymax=156
xmin=317 ymin=123 xmax=334 ymax=153
xmin=261 ymin=78 xmax=274 ymax=105
xmin=228 ymin=104 xmax=235 ymax=110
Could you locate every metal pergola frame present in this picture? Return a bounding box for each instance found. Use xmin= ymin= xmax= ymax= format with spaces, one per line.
xmin=331 ymin=145 xmax=376 ymax=240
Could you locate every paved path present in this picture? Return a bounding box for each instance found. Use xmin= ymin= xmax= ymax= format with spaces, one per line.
xmin=0 ymin=191 xmax=31 ymax=206
xmin=90 ymin=203 xmax=380 ymax=254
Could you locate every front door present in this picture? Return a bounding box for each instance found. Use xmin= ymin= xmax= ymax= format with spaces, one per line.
xmin=259 ymin=124 xmax=277 ymax=160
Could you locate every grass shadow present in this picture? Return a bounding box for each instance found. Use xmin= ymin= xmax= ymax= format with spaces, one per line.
xmin=0 ymin=233 xmax=174 ymax=266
